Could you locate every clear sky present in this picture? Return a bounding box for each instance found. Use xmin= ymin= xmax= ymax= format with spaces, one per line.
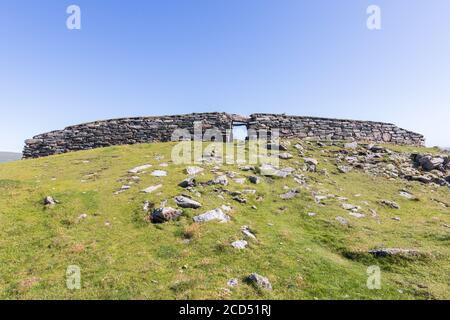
xmin=1 ymin=0 xmax=449 ymax=152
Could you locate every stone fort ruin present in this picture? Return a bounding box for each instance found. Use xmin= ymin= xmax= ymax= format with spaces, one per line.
xmin=23 ymin=113 xmax=425 ymax=158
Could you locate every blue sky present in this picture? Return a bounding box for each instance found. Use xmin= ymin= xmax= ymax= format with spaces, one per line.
xmin=1 ymin=0 xmax=449 ymax=152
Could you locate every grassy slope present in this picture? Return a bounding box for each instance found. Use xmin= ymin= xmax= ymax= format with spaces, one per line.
xmin=0 ymin=141 xmax=449 ymax=300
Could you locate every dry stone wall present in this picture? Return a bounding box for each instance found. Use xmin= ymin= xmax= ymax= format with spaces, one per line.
xmin=23 ymin=112 xmax=425 ymax=158
xmin=248 ymin=114 xmax=425 ymax=146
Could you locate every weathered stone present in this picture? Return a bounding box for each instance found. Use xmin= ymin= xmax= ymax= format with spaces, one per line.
xmin=151 ymin=170 xmax=167 ymax=177
xmin=380 ymin=200 xmax=400 ymax=209
xmin=44 ymin=196 xmax=57 ymax=206
xmin=141 ymin=184 xmax=163 ymax=193
xmin=179 ymin=177 xmax=196 ymax=188
xmin=342 ymin=203 xmax=360 ymax=211
xmin=186 ymin=166 xmax=204 ymax=175
xmin=128 ymin=164 xmax=152 ymax=174
xmin=280 ymin=189 xmax=299 ymax=200
xmin=399 ymin=191 xmax=414 ymax=199
xmin=151 ymin=207 xmax=182 ymax=223
xmin=23 ymin=113 xmax=425 ymax=159
xmin=193 ymin=208 xmax=230 ymax=223
xmin=209 ymin=175 xmax=229 ymax=186
xmin=304 ymin=158 xmax=318 ymax=166
xmin=417 ymin=155 xmax=444 ymax=171
xmin=248 ymin=176 xmax=261 ymax=184
xmin=233 ymin=196 xmax=247 ymax=204
xmin=278 ymin=153 xmax=293 ymax=159
xmin=337 ymin=165 xmax=352 ymax=173
xmin=241 ymin=225 xmax=257 ymax=239
xmin=246 ymin=273 xmax=272 ymax=290
xmin=231 ymin=240 xmax=248 ymax=249
xmin=368 ymin=248 xmax=421 ymax=258
xmin=227 ymin=278 xmax=239 ymax=287
xmin=175 ymin=196 xmax=202 ymax=209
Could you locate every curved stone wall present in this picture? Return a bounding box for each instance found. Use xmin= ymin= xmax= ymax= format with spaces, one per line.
xmin=23 ymin=112 xmax=425 ymax=158
xmin=247 ymin=114 xmax=425 ymax=145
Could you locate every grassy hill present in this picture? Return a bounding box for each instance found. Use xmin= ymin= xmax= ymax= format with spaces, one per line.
xmin=0 ymin=152 xmax=21 ymax=163
xmin=0 ymin=141 xmax=449 ymax=300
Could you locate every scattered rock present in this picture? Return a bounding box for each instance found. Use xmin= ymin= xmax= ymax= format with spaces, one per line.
xmin=233 ymin=196 xmax=247 ymax=204
xmin=307 ymin=212 xmax=317 ymax=217
xmin=44 ymin=196 xmax=57 ymax=206
xmin=259 ymin=164 xmax=294 ymax=178
xmin=278 ymin=153 xmax=293 ymax=159
xmin=342 ymin=203 xmax=361 ymax=211
xmin=335 ymin=216 xmax=348 ymax=225
xmin=141 ymin=184 xmax=163 ymax=193
xmin=78 ymin=213 xmax=88 ymax=220
xmin=151 ymin=207 xmax=182 ymax=223
xmin=175 ymin=196 xmax=202 ymax=209
xmin=248 ymin=176 xmax=261 ymax=184
xmin=416 ymin=155 xmax=445 ymax=171
xmin=304 ymin=158 xmax=318 ymax=166
xmin=399 ymin=191 xmax=414 ymax=199
xmin=151 ymin=170 xmax=167 ymax=177
xmin=227 ymin=278 xmax=239 ymax=287
xmin=368 ymin=248 xmax=421 ymax=258
xmin=128 ymin=164 xmax=152 ymax=174
xmin=239 ymin=165 xmax=255 ymax=172
xmin=337 ymin=165 xmax=352 ymax=173
xmin=209 ymin=175 xmax=229 ymax=186
xmin=241 ymin=225 xmax=257 ymax=239
xmin=380 ymin=200 xmax=400 ymax=209
xmin=392 ymin=216 xmax=401 ymax=221
xmin=143 ymin=201 xmax=152 ymax=212
xmin=193 ymin=208 xmax=230 ymax=223
xmin=233 ymin=178 xmax=246 ymax=184
xmin=280 ymin=189 xmax=299 ymax=200
xmin=179 ymin=177 xmax=196 ymax=188
xmin=246 ymin=273 xmax=273 ymax=291
xmin=186 ymin=166 xmax=204 ymax=175
xmin=231 ymin=240 xmax=248 ymax=249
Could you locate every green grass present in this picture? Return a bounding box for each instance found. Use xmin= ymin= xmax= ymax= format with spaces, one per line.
xmin=0 ymin=141 xmax=449 ymax=300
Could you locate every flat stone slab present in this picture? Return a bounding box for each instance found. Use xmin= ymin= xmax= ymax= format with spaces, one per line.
xmin=151 ymin=170 xmax=167 ymax=177
xmin=128 ymin=164 xmax=152 ymax=174
xmin=231 ymin=240 xmax=248 ymax=249
xmin=193 ymin=208 xmax=230 ymax=223
xmin=175 ymin=196 xmax=202 ymax=209
xmin=141 ymin=184 xmax=163 ymax=193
